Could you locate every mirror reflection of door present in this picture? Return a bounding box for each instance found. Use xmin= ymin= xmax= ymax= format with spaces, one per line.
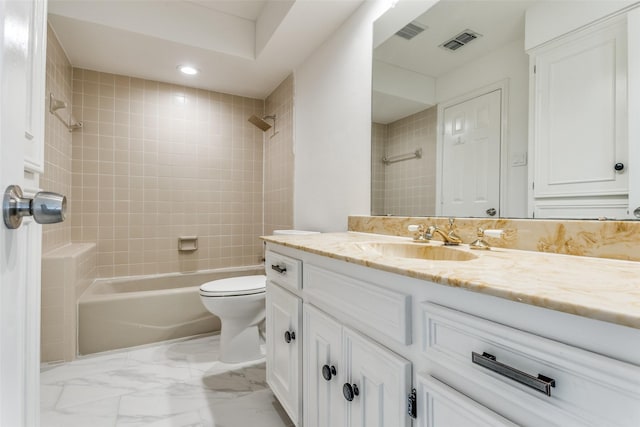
xmin=440 ymin=89 xmax=501 ymax=217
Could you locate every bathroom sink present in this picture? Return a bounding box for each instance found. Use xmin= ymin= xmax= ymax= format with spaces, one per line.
xmin=353 ymin=242 xmax=478 ymax=261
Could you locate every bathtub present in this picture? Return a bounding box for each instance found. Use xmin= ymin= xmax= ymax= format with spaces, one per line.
xmin=78 ymin=265 xmax=265 ymax=355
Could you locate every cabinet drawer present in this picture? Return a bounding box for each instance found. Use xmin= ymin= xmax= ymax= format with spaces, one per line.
xmin=265 ymin=250 xmax=302 ymax=291
xmin=417 ymin=374 xmax=517 ymax=427
xmin=421 ymin=302 xmax=640 ymax=427
xmin=304 ymin=264 xmax=411 ymax=345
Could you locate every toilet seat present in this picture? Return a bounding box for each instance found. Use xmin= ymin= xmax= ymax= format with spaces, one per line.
xmin=200 ymin=275 xmax=266 ymax=297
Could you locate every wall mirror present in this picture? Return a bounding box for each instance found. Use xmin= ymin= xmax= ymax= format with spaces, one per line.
xmin=371 ymin=0 xmax=638 ymax=219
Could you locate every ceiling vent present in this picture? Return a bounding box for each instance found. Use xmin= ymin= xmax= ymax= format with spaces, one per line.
xmin=440 ymin=29 xmax=482 ymax=51
xmin=395 ymin=21 xmax=427 ymax=40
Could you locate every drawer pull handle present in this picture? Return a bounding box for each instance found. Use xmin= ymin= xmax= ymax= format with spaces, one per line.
xmin=472 ymin=352 xmax=556 ymax=396
xmin=271 ymin=264 xmax=287 ymax=274
xmin=284 ymin=330 xmax=296 ymax=343
xmin=322 ymin=364 xmax=337 ymax=381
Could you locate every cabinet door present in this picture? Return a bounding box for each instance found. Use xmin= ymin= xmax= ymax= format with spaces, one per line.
xmin=266 ymin=281 xmax=301 ymax=425
xmin=304 ymin=304 xmax=344 ymax=427
xmin=533 ymin=17 xmax=627 ymax=201
xmin=417 ymin=375 xmax=517 ymax=427
xmin=343 ymin=327 xmax=411 ymax=427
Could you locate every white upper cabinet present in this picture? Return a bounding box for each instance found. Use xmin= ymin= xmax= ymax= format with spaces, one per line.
xmin=529 ymin=11 xmax=634 ymax=218
xmin=528 ymin=5 xmax=638 ymax=218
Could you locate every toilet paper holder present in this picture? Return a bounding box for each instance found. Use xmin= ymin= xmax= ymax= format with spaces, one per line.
xmin=178 ymin=236 xmax=198 ymax=252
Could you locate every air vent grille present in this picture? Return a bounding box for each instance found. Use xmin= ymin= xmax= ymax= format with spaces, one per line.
xmin=440 ymin=29 xmax=482 ymax=51
xmin=395 ymin=22 xmax=427 ymax=40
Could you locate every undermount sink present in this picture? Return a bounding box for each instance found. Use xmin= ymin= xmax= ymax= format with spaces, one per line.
xmin=354 ymin=242 xmax=478 ymax=262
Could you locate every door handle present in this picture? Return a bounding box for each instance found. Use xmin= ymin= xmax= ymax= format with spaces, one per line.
xmin=3 ymin=185 xmax=66 ymax=229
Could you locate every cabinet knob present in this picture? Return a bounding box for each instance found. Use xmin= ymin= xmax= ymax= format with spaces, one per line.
xmin=284 ymin=330 xmax=296 ymax=343
xmin=322 ymin=365 xmax=337 ymax=381
xmin=486 ymin=207 xmax=497 ymax=217
xmin=342 ymin=383 xmax=359 ymax=402
xmin=614 ymin=162 xmax=625 ymax=171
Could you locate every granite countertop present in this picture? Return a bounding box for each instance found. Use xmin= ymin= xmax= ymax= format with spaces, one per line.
xmin=262 ymin=232 xmax=640 ymax=330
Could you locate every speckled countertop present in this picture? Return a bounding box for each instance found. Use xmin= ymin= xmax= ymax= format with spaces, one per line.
xmin=262 ymin=232 xmax=640 ymax=330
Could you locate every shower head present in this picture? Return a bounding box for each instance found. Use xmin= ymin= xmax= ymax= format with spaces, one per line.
xmin=248 ymin=114 xmax=276 ymax=132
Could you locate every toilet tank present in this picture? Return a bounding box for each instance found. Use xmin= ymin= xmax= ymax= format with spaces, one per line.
xmin=273 ymin=230 xmax=320 ymax=236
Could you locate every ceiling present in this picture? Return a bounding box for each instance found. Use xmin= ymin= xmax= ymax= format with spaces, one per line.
xmin=48 ymin=0 xmax=365 ymax=99
xmin=372 ymin=0 xmax=535 ymax=123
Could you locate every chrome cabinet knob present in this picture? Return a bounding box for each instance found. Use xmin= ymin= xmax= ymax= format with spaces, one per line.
xmin=3 ymin=185 xmax=66 ymax=229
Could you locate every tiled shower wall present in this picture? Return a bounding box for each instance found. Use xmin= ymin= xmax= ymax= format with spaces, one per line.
xmin=42 ymin=25 xmax=73 ymax=252
xmin=264 ymin=75 xmax=294 ymax=235
xmin=371 ymin=123 xmax=386 ymax=216
xmin=372 ymin=106 xmax=438 ymax=216
xmin=71 ymin=69 xmax=265 ymax=277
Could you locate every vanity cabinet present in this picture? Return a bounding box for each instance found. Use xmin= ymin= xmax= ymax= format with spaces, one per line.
xmin=303 ymin=304 xmax=411 ymax=427
xmin=528 ymin=13 xmax=630 ymax=218
xmin=264 ymin=242 xmax=640 ymax=427
xmin=265 ymin=250 xmax=303 ymax=426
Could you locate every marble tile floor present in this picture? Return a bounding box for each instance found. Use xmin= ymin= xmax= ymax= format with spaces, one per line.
xmin=40 ymin=335 xmax=294 ymax=427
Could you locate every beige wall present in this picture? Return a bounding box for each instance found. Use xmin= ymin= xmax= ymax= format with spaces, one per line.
xmin=264 ymin=75 xmax=294 ymax=235
xmin=372 ymin=106 xmax=438 ymax=217
xmin=71 ymin=69 xmax=265 ymax=278
xmin=42 ymin=25 xmax=73 ymax=252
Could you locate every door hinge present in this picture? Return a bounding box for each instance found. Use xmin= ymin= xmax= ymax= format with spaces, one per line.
xmin=408 ymin=388 xmax=417 ymax=419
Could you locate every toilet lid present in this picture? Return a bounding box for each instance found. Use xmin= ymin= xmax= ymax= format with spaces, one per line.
xmin=199 ymin=275 xmax=266 ymax=297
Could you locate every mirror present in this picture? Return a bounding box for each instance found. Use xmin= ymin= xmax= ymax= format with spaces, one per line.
xmin=371 ymin=0 xmax=635 ymax=219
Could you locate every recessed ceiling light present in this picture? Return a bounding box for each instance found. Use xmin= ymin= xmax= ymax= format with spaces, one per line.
xmin=178 ymin=65 xmax=198 ymax=75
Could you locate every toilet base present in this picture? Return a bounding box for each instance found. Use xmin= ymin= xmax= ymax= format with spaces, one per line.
xmin=219 ymin=323 xmax=263 ymax=363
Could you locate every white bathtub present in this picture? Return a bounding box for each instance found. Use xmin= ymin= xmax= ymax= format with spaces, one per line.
xmin=78 ymin=265 xmax=265 ymax=355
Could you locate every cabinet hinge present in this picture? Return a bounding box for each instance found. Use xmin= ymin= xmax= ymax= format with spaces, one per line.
xmin=534 ymin=65 xmax=537 ymax=74
xmin=408 ymin=388 xmax=417 ymax=419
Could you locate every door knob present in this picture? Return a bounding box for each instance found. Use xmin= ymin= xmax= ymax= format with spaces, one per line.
xmin=322 ymin=364 xmax=337 ymax=381
xmin=3 ymin=185 xmax=66 ymax=229
xmin=486 ymin=207 xmax=497 ymax=216
xmin=614 ymin=162 xmax=625 ymax=171
xmin=342 ymin=383 xmax=359 ymax=401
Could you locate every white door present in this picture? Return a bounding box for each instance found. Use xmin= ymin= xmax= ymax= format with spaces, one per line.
xmin=303 ymin=304 xmax=344 ymax=427
xmin=266 ymin=282 xmax=302 ymax=425
xmin=417 ymin=375 xmax=517 ymax=427
xmin=344 ymin=327 xmax=411 ymax=427
xmin=441 ymin=90 xmax=501 ymax=217
xmin=1 ymin=0 xmax=48 ymax=426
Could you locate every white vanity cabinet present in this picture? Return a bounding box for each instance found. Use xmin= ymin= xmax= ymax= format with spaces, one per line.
xmin=303 ymin=304 xmax=412 ymax=427
xmin=528 ymin=12 xmax=632 ymax=218
xmin=265 ymin=251 xmax=303 ymax=426
xmin=264 ymin=242 xmax=640 ymax=427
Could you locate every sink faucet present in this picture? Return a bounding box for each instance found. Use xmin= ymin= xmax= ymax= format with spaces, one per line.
xmin=426 ymin=218 xmax=462 ymax=246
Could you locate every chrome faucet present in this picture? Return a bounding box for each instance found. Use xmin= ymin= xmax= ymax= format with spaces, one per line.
xmin=426 ymin=218 xmax=462 ymax=246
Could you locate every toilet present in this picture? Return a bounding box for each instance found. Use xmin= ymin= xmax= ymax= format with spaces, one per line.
xmin=200 ymin=275 xmax=267 ymax=363
xmin=199 ymin=229 xmax=318 ymax=363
